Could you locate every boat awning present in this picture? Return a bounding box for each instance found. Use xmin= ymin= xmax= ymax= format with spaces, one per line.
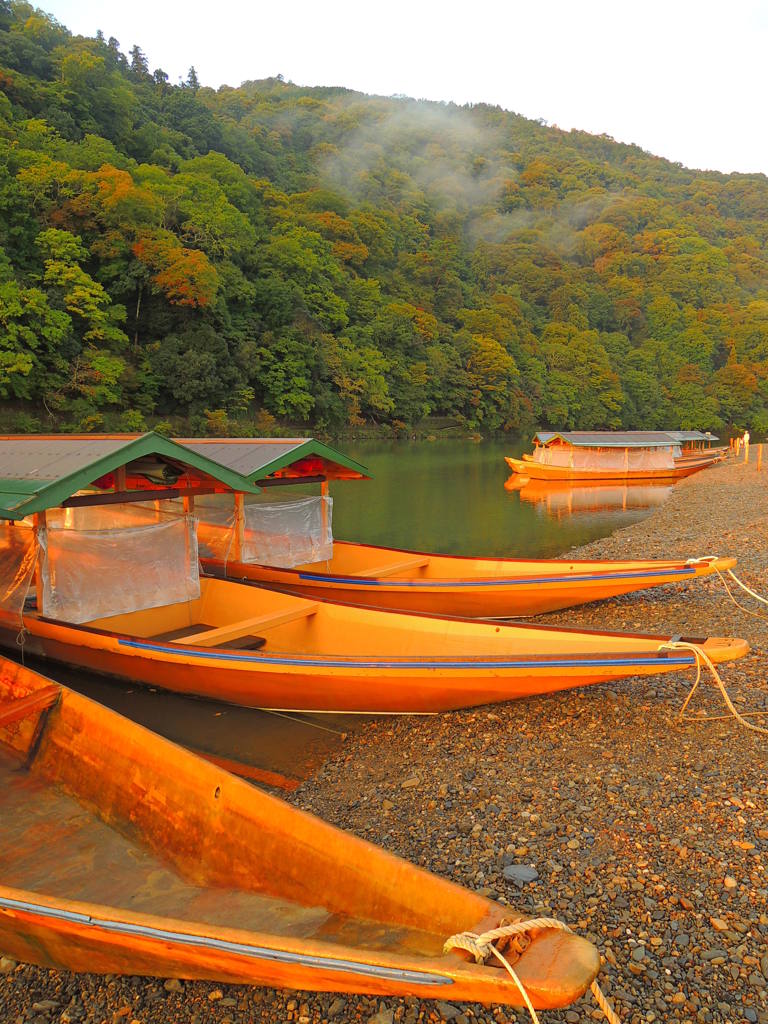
xmin=176 ymin=438 xmax=371 ymax=485
xmin=0 ymin=433 xmax=259 ymax=520
xmin=665 ymin=430 xmax=719 ymax=443
xmin=534 ymin=431 xmax=679 ymax=449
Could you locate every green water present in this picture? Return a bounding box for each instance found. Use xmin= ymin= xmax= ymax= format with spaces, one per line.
xmin=328 ymin=438 xmax=667 ymax=558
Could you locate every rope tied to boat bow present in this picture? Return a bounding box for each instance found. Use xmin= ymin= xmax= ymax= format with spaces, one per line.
xmin=685 ymin=556 xmax=768 ymax=621
xmin=659 ymin=640 xmax=768 ymax=736
xmin=444 ymin=917 xmax=621 ymax=1024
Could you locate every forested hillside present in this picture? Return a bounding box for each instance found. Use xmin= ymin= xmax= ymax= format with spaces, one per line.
xmin=2 ymin=1 xmax=768 ymax=435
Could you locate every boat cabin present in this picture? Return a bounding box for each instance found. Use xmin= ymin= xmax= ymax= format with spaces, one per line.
xmin=531 ymin=431 xmax=682 ymax=472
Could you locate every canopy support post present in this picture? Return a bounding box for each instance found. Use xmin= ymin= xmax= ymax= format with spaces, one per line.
xmin=32 ymin=510 xmax=47 ymax=615
xmin=233 ymin=493 xmax=245 ymax=563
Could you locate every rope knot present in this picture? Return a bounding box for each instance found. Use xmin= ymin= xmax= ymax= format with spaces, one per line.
xmin=443 ymin=917 xmax=620 ymax=1023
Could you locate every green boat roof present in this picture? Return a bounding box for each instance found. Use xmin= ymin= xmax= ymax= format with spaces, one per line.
xmin=177 ymin=438 xmax=371 ymax=483
xmin=0 ymin=432 xmax=259 ymax=520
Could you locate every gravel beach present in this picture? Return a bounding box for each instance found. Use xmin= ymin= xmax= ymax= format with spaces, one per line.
xmin=2 ymin=454 xmax=767 ymax=1024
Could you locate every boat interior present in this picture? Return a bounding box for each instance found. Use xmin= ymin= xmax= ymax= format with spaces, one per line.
xmin=76 ymin=577 xmax=702 ymax=658
xmin=0 ymin=672 xmax=481 ymax=961
xmin=200 ymin=527 xmax=688 ymax=580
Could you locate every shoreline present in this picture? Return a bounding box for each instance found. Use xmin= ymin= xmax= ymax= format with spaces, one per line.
xmin=2 ymin=457 xmax=767 ymax=1023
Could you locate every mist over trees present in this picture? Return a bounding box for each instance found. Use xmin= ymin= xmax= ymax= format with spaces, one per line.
xmin=2 ymin=1 xmax=768 ymax=435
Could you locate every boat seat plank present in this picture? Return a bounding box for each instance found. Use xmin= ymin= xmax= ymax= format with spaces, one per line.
xmin=151 ymin=625 xmax=216 ymax=642
xmin=211 ymin=635 xmax=267 ymax=651
xmin=180 ymin=604 xmax=319 ymax=647
xmin=358 ymin=557 xmax=430 ymax=578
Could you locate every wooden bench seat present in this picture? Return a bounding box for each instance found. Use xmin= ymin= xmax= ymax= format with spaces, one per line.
xmin=358 ymin=557 xmax=430 ymax=578
xmin=179 ymin=603 xmax=319 ymax=648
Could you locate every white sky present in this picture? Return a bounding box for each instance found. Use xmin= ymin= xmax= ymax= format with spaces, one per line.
xmin=41 ymin=0 xmax=768 ymax=175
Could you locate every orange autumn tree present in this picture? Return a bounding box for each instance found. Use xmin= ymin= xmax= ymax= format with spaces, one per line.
xmin=132 ymin=231 xmax=219 ymax=307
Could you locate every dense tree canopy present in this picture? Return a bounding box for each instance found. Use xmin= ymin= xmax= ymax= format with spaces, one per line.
xmin=2 ymin=1 xmax=768 ymax=435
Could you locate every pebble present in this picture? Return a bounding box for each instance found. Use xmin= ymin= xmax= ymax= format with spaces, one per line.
xmin=502 ymin=864 xmax=539 ymax=886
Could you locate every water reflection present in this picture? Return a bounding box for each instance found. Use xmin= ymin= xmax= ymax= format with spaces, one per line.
xmin=504 ymin=476 xmax=673 ymax=520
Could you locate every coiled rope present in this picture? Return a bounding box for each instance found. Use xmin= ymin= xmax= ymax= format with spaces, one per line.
xmin=658 ymin=640 xmax=768 ymax=736
xmin=444 ymin=917 xmax=620 ymax=1023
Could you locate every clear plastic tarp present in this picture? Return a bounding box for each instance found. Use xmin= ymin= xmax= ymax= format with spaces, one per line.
xmin=196 ymin=494 xmax=333 ymax=568
xmin=0 ymin=521 xmax=37 ymax=620
xmin=39 ymin=515 xmax=200 ymax=624
xmin=532 ymin=445 xmax=677 ymax=471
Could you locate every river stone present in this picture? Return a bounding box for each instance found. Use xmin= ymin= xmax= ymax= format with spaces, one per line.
xmin=436 ymin=1002 xmax=461 ymax=1020
xmin=502 ymin=864 xmax=539 ymax=886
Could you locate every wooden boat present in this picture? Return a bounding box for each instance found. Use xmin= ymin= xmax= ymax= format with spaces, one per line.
xmin=178 ymin=435 xmax=735 ymax=617
xmin=202 ymin=537 xmax=736 ymax=618
xmin=0 ymin=576 xmax=748 ymax=713
xmin=506 ymin=431 xmax=722 ymax=482
xmin=0 ymin=656 xmax=600 ymax=1006
xmin=504 ymin=453 xmax=714 ymax=482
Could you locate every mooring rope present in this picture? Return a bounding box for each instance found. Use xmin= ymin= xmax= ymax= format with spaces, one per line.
xmin=444 ymin=918 xmax=621 ymax=1024
xmin=685 ymin=556 xmax=768 ymax=621
xmin=658 ymin=640 xmax=768 ymax=736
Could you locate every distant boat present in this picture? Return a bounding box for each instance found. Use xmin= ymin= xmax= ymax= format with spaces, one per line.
xmin=0 ymin=655 xmax=600 ymax=1006
xmin=506 ymin=431 xmax=722 ymax=482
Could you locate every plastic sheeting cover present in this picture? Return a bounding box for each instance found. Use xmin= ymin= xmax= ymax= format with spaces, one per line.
xmin=39 ymin=516 xmax=200 ymax=624
xmin=0 ymin=522 xmax=37 ymax=620
xmin=197 ymin=495 xmax=333 ymax=568
xmin=532 ymin=446 xmax=677 ymax=471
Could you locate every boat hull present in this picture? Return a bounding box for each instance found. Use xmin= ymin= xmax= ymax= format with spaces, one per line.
xmin=0 ymin=578 xmax=749 ymax=713
xmin=0 ymin=657 xmax=600 ymax=1005
xmin=203 ymin=544 xmax=736 ymax=618
xmin=505 ymin=456 xmax=716 ymax=482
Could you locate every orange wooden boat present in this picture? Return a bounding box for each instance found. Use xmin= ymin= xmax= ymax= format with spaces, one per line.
xmin=0 ymin=576 xmax=748 ymax=713
xmin=0 ymin=656 xmax=600 ymax=1006
xmin=504 ymin=454 xmax=714 ymax=482
xmin=506 ymin=431 xmax=722 ymax=482
xmin=202 ymin=538 xmax=736 ymax=618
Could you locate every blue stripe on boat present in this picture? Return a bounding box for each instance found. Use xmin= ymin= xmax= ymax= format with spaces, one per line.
xmin=117 ymin=639 xmax=695 ymax=670
xmin=296 ymin=567 xmax=697 ymax=587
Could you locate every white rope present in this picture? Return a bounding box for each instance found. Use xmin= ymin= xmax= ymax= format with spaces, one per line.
xmin=684 ymin=556 xmax=768 ymax=621
xmin=659 ymin=640 xmax=768 ymax=736
xmin=726 ymin=568 xmax=768 ymax=607
xmin=444 ymin=918 xmax=620 ymax=1023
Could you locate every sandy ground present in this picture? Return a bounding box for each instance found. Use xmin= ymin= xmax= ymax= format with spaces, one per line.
xmin=2 ymin=454 xmax=767 ymax=1024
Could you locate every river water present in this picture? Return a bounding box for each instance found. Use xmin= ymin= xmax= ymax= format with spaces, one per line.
xmin=26 ymin=437 xmax=671 ymax=786
xmin=329 ymin=438 xmax=670 ymax=556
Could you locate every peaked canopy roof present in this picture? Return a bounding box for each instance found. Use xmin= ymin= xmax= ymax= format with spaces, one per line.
xmin=177 ymin=438 xmax=370 ymax=484
xmin=0 ymin=433 xmax=259 ymax=520
xmin=534 ymin=431 xmax=682 ymax=449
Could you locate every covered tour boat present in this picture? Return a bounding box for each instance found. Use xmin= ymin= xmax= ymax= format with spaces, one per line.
xmin=180 ymin=438 xmax=736 ymax=618
xmin=505 ymin=431 xmax=722 ymax=482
